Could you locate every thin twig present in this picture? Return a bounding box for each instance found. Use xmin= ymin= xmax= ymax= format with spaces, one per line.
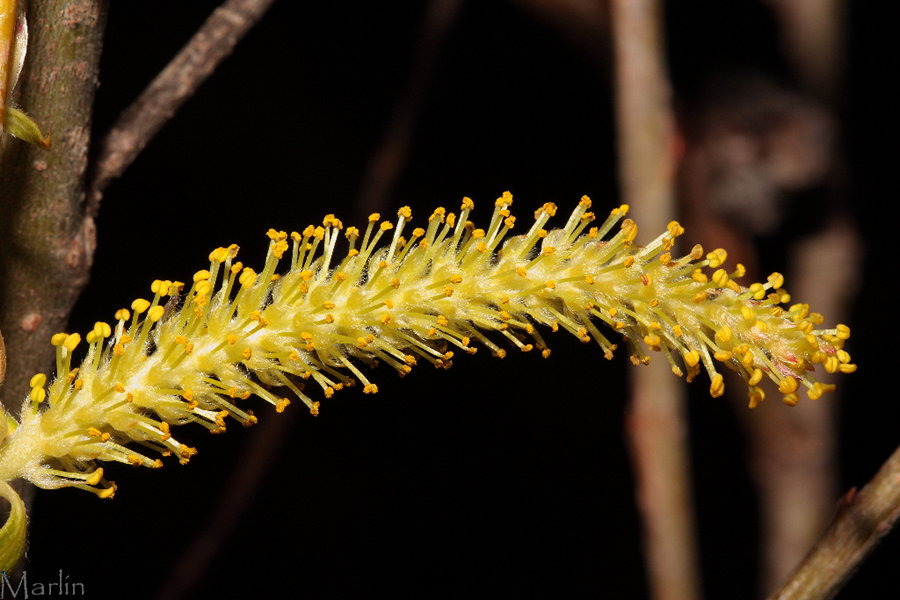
xmin=769 ymin=444 xmax=900 ymax=600
xmin=355 ymin=0 xmax=462 ymax=222
xmin=155 ymin=409 xmax=300 ymax=600
xmin=610 ymin=1 xmax=700 ymax=599
xmin=86 ymin=0 xmax=277 ymax=218
xmin=754 ymin=2 xmax=854 ymax=588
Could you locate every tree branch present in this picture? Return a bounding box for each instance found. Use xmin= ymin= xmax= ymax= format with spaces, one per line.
xmin=355 ymin=0 xmax=462 ymax=221
xmin=610 ymin=2 xmax=699 ymax=599
xmin=769 ymin=444 xmax=900 ymax=600
xmin=0 ymin=0 xmax=108 ymax=521
xmin=86 ymin=0 xmax=277 ymax=217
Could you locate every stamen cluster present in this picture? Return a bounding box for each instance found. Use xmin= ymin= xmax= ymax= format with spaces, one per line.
xmin=0 ymin=193 xmax=853 ymax=496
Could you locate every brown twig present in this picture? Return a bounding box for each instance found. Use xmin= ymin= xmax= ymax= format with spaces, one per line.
xmin=0 ymin=0 xmax=109 ymax=538
xmin=86 ymin=0 xmax=277 ymax=218
xmin=355 ymin=0 xmax=462 ymax=221
xmin=610 ymin=2 xmax=699 ymax=599
xmin=749 ymin=217 xmax=859 ymax=591
xmin=751 ymin=2 xmax=855 ymax=589
xmin=155 ymin=408 xmax=300 ymax=600
xmin=768 ymin=444 xmax=900 ymax=600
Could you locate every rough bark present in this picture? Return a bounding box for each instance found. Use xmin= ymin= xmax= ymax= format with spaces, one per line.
xmin=0 ymin=0 xmax=108 ymax=490
xmin=769 ymin=444 xmax=900 ymax=600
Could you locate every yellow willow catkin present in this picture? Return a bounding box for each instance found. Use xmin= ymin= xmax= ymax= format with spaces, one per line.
xmin=0 ymin=193 xmax=854 ymax=497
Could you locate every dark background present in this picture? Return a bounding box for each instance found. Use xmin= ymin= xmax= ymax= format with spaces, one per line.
xmin=20 ymin=1 xmax=898 ymax=598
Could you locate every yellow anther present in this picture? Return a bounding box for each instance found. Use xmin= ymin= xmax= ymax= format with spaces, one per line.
xmin=195 ymin=280 xmax=212 ymax=296
xmin=778 ymin=377 xmax=799 ymax=394
xmin=807 ymin=383 xmax=825 ymax=401
xmin=667 ymin=221 xmax=685 ymax=237
xmin=643 ymin=334 xmax=661 ymax=347
xmin=193 ymin=270 xmax=211 ymax=283
xmin=150 ymin=280 xmax=170 ymax=295
xmin=691 ymin=270 xmax=708 ymax=283
xmin=715 ymin=326 xmax=732 ymax=344
xmin=712 ymin=269 xmax=729 ymax=287
xmin=689 ymin=244 xmax=704 ymax=260
xmin=682 ymin=350 xmax=700 ymax=368
xmin=767 ymin=272 xmax=785 ymax=289
xmin=239 ymin=268 xmax=257 ymax=287
xmin=706 ymin=248 xmax=728 ymax=268
xmin=782 ymin=393 xmax=800 ymax=407
xmin=93 ymin=322 xmax=112 ymax=338
xmin=273 ymin=240 xmax=289 ymax=258
xmin=397 ymin=206 xmax=412 ymax=219
xmin=242 ymin=347 xmax=253 ymax=360
xmin=148 ymin=305 xmax=165 ymax=323
xmin=748 ymin=282 xmax=765 ymax=300
xmin=276 ymin=398 xmax=291 ymax=413
xmin=713 ymin=351 xmax=733 ymax=362
xmin=29 ymin=373 xmax=47 ymax=388
xmin=709 ymin=374 xmax=725 ymax=398
xmin=838 ymin=363 xmax=857 ymax=374
xmin=131 ymin=298 xmax=151 ymax=314
xmin=748 ymin=368 xmax=763 ymax=386
xmin=740 ymin=306 xmax=754 ymax=321
xmin=835 ymin=324 xmax=851 ymax=340
xmin=380 ymin=221 xmax=393 ymax=232
xmin=623 ymin=256 xmax=635 ymax=268
xmin=207 ymin=247 xmax=229 ymax=263
xmin=748 ymin=387 xmax=766 ymax=409
xmin=545 ymin=280 xmax=556 ymax=290
xmin=363 ymin=383 xmax=379 ymax=394
xmin=63 ymin=333 xmax=81 ymax=352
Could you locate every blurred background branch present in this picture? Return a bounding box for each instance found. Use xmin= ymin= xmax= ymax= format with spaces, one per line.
xmin=610 ymin=1 xmax=700 ymax=599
